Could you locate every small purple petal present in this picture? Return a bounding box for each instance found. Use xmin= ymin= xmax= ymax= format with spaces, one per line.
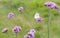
xmin=36 ymin=18 xmax=43 ymax=22
xmin=24 ymin=34 xmax=34 ymax=38
xmin=29 ymin=29 xmax=36 ymax=33
xmin=24 ymin=35 xmax=31 ymax=38
xmin=51 ymin=5 xmax=58 ymax=9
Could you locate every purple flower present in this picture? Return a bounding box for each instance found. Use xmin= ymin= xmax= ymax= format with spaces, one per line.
xmin=2 ymin=28 xmax=8 ymax=33
xmin=28 ymin=32 xmax=34 ymax=37
xmin=28 ymin=29 xmax=36 ymax=38
xmin=44 ymin=1 xmax=58 ymax=9
xmin=18 ymin=6 xmax=23 ymax=12
xmin=36 ymin=18 xmax=43 ymax=22
xmin=8 ymin=12 xmax=14 ymax=18
xmin=24 ymin=29 xmax=36 ymax=38
xmin=12 ymin=26 xmax=21 ymax=33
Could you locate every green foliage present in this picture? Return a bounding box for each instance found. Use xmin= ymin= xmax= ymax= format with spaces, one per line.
xmin=0 ymin=0 xmax=60 ymax=38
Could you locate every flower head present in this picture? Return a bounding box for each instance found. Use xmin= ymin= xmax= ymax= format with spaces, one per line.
xmin=12 ymin=26 xmax=21 ymax=33
xmin=44 ymin=1 xmax=58 ymax=9
xmin=8 ymin=12 xmax=14 ymax=18
xmin=36 ymin=18 xmax=43 ymax=22
xmin=28 ymin=29 xmax=36 ymax=38
xmin=2 ymin=28 xmax=8 ymax=33
xmin=24 ymin=29 xmax=36 ymax=38
xmin=18 ymin=6 xmax=23 ymax=12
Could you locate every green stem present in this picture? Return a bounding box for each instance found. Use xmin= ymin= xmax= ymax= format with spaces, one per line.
xmin=16 ymin=33 xmax=18 ymax=38
xmin=47 ymin=8 xmax=51 ymax=38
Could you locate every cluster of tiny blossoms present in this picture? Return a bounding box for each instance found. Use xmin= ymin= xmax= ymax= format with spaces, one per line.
xmin=12 ymin=26 xmax=22 ymax=34
xmin=8 ymin=12 xmax=14 ymax=18
xmin=2 ymin=28 xmax=8 ymax=33
xmin=44 ymin=1 xmax=58 ymax=9
xmin=24 ymin=29 xmax=36 ymax=38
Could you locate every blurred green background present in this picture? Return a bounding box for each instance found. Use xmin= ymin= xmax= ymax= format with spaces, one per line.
xmin=0 ymin=0 xmax=60 ymax=38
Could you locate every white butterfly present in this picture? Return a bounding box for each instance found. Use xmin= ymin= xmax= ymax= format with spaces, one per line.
xmin=34 ymin=13 xmax=40 ymax=19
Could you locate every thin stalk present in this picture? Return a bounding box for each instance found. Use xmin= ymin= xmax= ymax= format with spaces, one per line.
xmin=47 ymin=8 xmax=51 ymax=38
xmin=16 ymin=33 xmax=18 ymax=38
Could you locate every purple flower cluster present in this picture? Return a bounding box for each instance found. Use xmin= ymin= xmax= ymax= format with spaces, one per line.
xmin=24 ymin=29 xmax=36 ymax=38
xmin=18 ymin=6 xmax=23 ymax=12
xmin=8 ymin=12 xmax=14 ymax=18
xmin=44 ymin=1 xmax=58 ymax=9
xmin=12 ymin=26 xmax=21 ymax=34
xmin=2 ymin=28 xmax=8 ymax=33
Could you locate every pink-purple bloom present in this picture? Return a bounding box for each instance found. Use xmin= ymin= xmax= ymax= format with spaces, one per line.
xmin=28 ymin=29 xmax=36 ymax=38
xmin=18 ymin=6 xmax=23 ymax=12
xmin=2 ymin=28 xmax=8 ymax=33
xmin=36 ymin=18 xmax=43 ymax=22
xmin=44 ymin=1 xmax=58 ymax=9
xmin=12 ymin=26 xmax=21 ymax=33
xmin=8 ymin=12 xmax=14 ymax=18
xmin=24 ymin=29 xmax=36 ymax=38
